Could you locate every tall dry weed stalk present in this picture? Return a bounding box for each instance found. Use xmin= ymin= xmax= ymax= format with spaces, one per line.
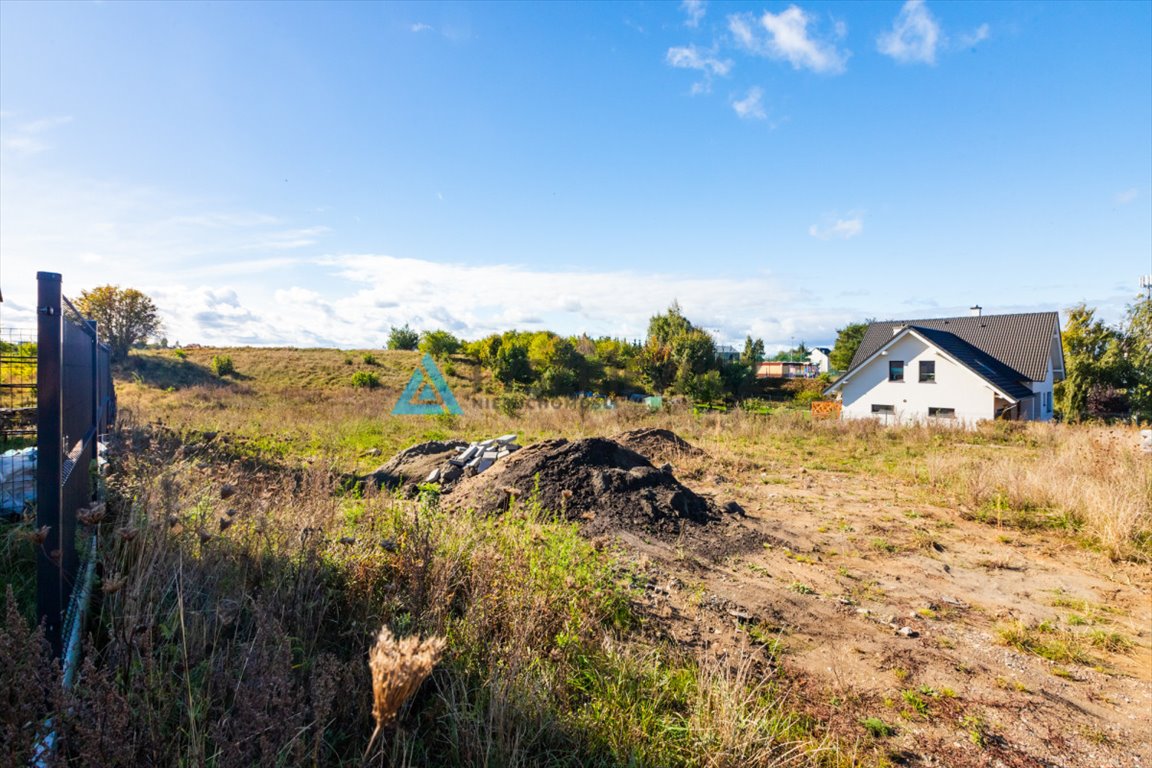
xmin=365 ymin=625 xmax=446 ymax=758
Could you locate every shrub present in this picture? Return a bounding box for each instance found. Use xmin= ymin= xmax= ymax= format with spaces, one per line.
xmin=497 ymin=390 xmax=526 ymax=417
xmin=351 ymin=371 xmax=380 ymax=389
xmin=362 ymin=353 xmax=379 ymax=366
xmin=387 ymin=324 xmax=420 ymax=351
xmin=210 ymin=355 xmax=235 ymax=377
xmin=172 ymin=349 xmax=187 ymax=360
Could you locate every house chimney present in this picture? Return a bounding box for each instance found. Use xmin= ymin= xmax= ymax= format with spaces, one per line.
xmin=970 ymin=305 xmax=982 ymax=317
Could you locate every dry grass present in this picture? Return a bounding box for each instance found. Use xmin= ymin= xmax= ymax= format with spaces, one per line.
xmin=366 ymin=626 xmax=446 ymax=758
xmin=924 ymin=425 xmax=1151 ymax=560
xmin=7 ymin=347 xmax=1146 ymax=765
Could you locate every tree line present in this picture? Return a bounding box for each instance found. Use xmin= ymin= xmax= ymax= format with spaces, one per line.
xmin=75 ymin=284 xmax=1151 ymax=420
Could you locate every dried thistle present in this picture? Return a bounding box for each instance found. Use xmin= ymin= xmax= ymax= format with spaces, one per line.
xmin=27 ymin=525 xmax=50 ymax=545
xmin=77 ymin=502 xmax=107 ymax=526
xmin=225 ymin=507 xmax=239 ymax=517
xmin=102 ymin=576 xmax=126 ymax=594
xmin=117 ymin=527 xmax=138 ymax=542
xmin=218 ymin=517 xmax=233 ymax=532
xmin=364 ymin=626 xmax=446 ymax=758
xmin=220 ymin=483 xmax=237 ymax=500
xmin=198 ymin=529 xmax=213 ymax=544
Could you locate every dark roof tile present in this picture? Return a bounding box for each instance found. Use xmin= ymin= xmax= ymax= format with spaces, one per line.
xmin=849 ymin=312 xmax=1060 ymax=382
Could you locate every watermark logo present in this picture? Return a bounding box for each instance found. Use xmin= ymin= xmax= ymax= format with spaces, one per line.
xmin=392 ymin=354 xmax=463 ymax=416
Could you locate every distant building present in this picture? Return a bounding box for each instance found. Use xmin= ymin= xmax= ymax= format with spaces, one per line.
xmin=756 ymin=360 xmax=820 ymax=379
xmin=823 ymin=310 xmax=1064 ymax=425
xmin=808 ymin=347 xmax=831 ymax=373
xmin=716 ymin=344 xmax=741 ymax=363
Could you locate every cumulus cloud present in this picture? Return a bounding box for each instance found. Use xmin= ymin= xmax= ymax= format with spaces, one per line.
xmin=410 ymin=22 xmax=433 ymax=33
xmin=808 ymin=215 xmax=863 ymax=240
xmin=681 ymin=0 xmax=706 ymax=28
xmin=728 ymin=6 xmax=848 ymax=74
xmin=877 ymin=0 xmax=940 ymax=64
xmin=731 ymin=87 xmax=766 ymax=120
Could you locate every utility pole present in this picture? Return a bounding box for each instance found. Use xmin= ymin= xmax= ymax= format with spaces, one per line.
xmin=1141 ymin=274 xmax=1151 ymax=302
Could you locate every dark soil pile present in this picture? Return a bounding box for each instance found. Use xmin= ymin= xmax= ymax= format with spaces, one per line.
xmin=368 ymin=440 xmax=467 ymax=490
xmin=448 ymin=437 xmax=724 ymax=541
xmin=613 ymin=428 xmax=705 ymax=464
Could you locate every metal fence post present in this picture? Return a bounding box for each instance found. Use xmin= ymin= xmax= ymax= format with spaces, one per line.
xmin=36 ymin=271 xmax=64 ymax=657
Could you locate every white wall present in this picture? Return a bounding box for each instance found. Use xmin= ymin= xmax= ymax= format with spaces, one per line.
xmin=839 ymin=333 xmax=1001 ymax=426
xmin=809 ymin=349 xmax=831 ymax=373
xmin=1028 ymin=360 xmax=1055 ymax=421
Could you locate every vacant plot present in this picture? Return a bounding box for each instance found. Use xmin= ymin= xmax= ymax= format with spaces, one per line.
xmin=2 ymin=347 xmax=1148 ymax=767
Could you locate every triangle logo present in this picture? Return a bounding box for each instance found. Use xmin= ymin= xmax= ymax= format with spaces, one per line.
xmin=392 ymin=354 xmax=464 ymax=416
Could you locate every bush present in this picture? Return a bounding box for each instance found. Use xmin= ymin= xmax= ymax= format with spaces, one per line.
xmin=387 ymin=324 xmax=420 ymax=351
xmin=497 ymin=390 xmax=526 ymax=417
xmin=362 ymin=353 xmax=379 ymax=366
xmin=419 ymin=330 xmax=461 ymax=359
xmin=351 ymin=371 xmax=380 ymax=389
xmin=210 ymin=355 xmax=235 ymax=377
xmin=172 ymin=349 xmax=187 ymax=360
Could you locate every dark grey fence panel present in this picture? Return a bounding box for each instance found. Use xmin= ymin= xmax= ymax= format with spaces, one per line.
xmin=35 ymin=272 xmax=115 ymax=657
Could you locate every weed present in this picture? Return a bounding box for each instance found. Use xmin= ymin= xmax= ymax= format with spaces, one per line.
xmin=210 ymin=354 xmax=235 ymax=377
xmin=351 ymin=370 xmax=381 ymax=388
xmin=788 ymin=581 xmax=816 ymax=595
xmin=861 ymin=716 xmax=895 ymax=738
xmin=996 ymin=620 xmax=1095 ymax=665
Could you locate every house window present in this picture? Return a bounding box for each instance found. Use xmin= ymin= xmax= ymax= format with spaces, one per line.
xmin=919 ymin=361 xmax=935 ymax=382
xmin=871 ymin=404 xmax=895 ymax=414
xmin=928 ymin=407 xmax=956 ymax=418
xmin=888 ymin=361 xmax=904 ymax=381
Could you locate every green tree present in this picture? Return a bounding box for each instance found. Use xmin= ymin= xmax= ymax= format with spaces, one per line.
xmin=418 ymin=330 xmax=461 ymax=359
xmin=646 ymin=301 xmax=692 ymax=348
xmin=1055 ymin=304 xmax=1125 ymax=421
xmin=829 ymin=321 xmax=870 ymax=371
xmin=387 ymin=324 xmax=419 ymax=350
xmin=491 ymin=342 xmax=533 ymax=387
xmin=1121 ymin=295 xmax=1152 ymax=421
xmin=75 ymin=285 xmax=163 ymax=362
xmin=741 ymin=335 xmax=765 ymax=366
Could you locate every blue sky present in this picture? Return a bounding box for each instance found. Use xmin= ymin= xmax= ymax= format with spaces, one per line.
xmin=2 ymin=0 xmax=1149 ymax=350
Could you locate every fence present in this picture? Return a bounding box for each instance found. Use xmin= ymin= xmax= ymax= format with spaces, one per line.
xmin=35 ymin=271 xmax=116 ymax=657
xmin=810 ymin=400 xmax=842 ymax=420
xmin=0 ymin=326 xmax=37 ymax=444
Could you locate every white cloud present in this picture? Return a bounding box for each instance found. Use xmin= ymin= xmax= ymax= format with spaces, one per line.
xmin=731 ymin=87 xmax=766 ymax=120
xmin=681 ymin=0 xmax=706 ymax=28
xmin=0 ymin=114 xmax=74 ymax=155
xmin=1115 ymin=187 xmax=1139 ymax=205
xmin=410 ymin=23 xmax=433 ymax=33
xmin=957 ymin=23 xmax=990 ymax=49
xmin=666 ymin=45 xmax=732 ymax=76
xmin=728 ymin=6 xmax=848 ymax=74
xmin=877 ymin=0 xmax=941 ymax=65
xmin=274 ymin=287 xmax=322 ymax=304
xmin=809 ymin=215 xmax=863 ymax=240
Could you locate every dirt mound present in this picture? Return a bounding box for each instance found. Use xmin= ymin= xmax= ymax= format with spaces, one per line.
xmin=613 ymin=428 xmax=705 ymax=464
xmin=368 ymin=440 xmax=467 ymax=490
xmin=449 ymin=436 xmax=724 ymax=541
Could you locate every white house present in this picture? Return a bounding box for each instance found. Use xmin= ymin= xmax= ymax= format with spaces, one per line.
xmin=824 ymin=310 xmax=1064 ymax=426
xmin=808 ymin=347 xmax=831 ymax=374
